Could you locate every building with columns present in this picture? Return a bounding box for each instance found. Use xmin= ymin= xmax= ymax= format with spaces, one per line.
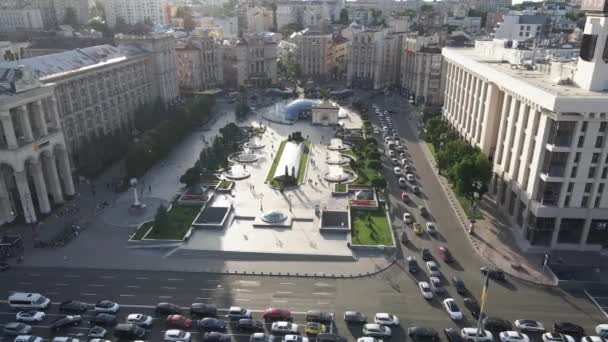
xmin=441 ymin=9 xmax=608 ymax=252
xmin=401 ymin=34 xmax=445 ymax=106
xmin=176 ymin=30 xmax=224 ymax=93
xmin=293 ymin=29 xmax=334 ymax=81
xmin=235 ymin=32 xmax=278 ymax=87
xmin=0 ymin=65 xmax=75 ymax=226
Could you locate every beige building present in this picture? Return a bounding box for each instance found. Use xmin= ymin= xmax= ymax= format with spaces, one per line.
xmin=312 ymin=101 xmax=339 ymax=125
xmin=176 ymin=30 xmax=224 ymax=92
xmin=235 ymin=33 xmax=278 ymax=87
xmin=401 ymin=35 xmax=445 ymax=106
xmin=441 ymin=11 xmax=608 ymax=251
xmin=295 ymin=30 xmax=333 ymax=81
xmin=0 ymin=65 xmax=75 ymax=225
xmin=104 ymin=0 xmax=168 ymax=28
xmin=346 ymin=27 xmax=404 ymax=90
xmin=0 ymin=9 xmax=44 ymax=31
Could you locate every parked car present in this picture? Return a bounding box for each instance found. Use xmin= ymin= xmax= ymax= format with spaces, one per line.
xmin=414 ymin=223 xmax=424 ymax=235
xmin=421 ymin=248 xmax=433 ymax=261
xmin=483 ymin=317 xmax=512 ymax=332
xmin=237 ymin=319 xmax=264 ymax=332
xmin=317 ymin=333 xmax=347 ymax=342
xmin=481 ymin=267 xmax=506 ymax=281
xmin=59 ymin=301 xmax=88 ymax=313
xmin=401 ymin=192 xmax=409 ymax=202
xmin=554 ymin=323 xmax=584 ymax=337
xmin=461 ymin=328 xmax=493 ymax=342
xmin=271 ymin=322 xmax=299 ymax=334
xmin=430 ymin=277 xmax=445 ymax=294
xmin=156 ymin=302 xmax=181 ymax=315
xmin=16 ymin=311 xmax=45 ymax=323
xmin=263 ymin=308 xmax=291 ymax=322
xmin=443 ymin=299 xmax=463 ymax=320
xmin=464 ymin=298 xmax=481 ymax=318
xmin=419 ymin=282 xmax=434 ymax=299
xmin=227 ymin=306 xmax=252 ymax=320
xmin=412 ymin=186 xmax=421 ymax=195
xmin=439 ymin=247 xmax=454 ymax=263
xmin=426 ymin=222 xmax=438 ymax=235
xmin=305 ymin=322 xmax=326 ymax=335
xmin=202 ymin=332 xmax=230 ymax=342
xmin=50 ymin=316 xmax=82 ymax=331
xmin=596 ymin=324 xmax=608 ymax=338
xmin=166 ymin=315 xmax=193 ymax=329
xmin=126 ymin=314 xmax=153 ymax=327
xmin=196 ymin=318 xmax=227 ymax=331
xmin=344 ymin=311 xmax=367 ymax=324
xmin=452 ymin=276 xmax=466 ymax=294
xmin=163 ymin=329 xmax=191 ymax=342
xmin=445 ymin=328 xmax=464 ymax=342
xmin=89 ymin=313 xmax=117 ymax=326
xmin=363 ymin=324 xmax=392 ymax=338
xmin=514 ymin=320 xmax=545 ymax=332
xmin=284 ymin=335 xmax=309 ymax=342
xmin=407 ymin=256 xmax=419 ymax=273
xmin=374 ymin=313 xmax=399 ymax=326
xmin=408 ymin=326 xmax=439 ymax=341
xmin=542 ymin=333 xmax=576 ymax=342
xmin=249 ymin=333 xmax=276 ymax=342
xmin=500 ymin=331 xmax=530 ymax=342
xmin=87 ymin=326 xmax=107 ymax=339
xmin=14 ymin=336 xmax=44 ymax=342
xmin=420 ymin=207 xmax=429 ymax=217
xmin=305 ymin=310 xmax=333 ymax=324
xmin=94 ymin=300 xmax=119 ymax=313
xmin=403 ymin=212 xmax=413 ymax=224
xmin=190 ymin=303 xmax=217 ymax=317
xmin=426 ymin=261 xmax=441 ymax=277
xmin=581 ymin=337 xmax=607 ymax=342
xmin=3 ymin=323 xmax=32 ymax=336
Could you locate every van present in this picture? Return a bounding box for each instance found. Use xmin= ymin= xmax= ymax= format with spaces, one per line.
xmin=113 ymin=324 xmax=145 ymax=339
xmin=8 ymin=293 xmax=51 ymax=309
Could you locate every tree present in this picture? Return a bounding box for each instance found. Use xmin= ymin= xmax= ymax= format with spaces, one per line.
xmin=319 ymin=88 xmax=330 ymax=100
xmin=339 ymin=8 xmax=349 ymax=24
xmin=63 ymin=6 xmax=79 ymax=27
xmin=371 ymin=178 xmax=387 ymax=189
xmin=451 ymin=153 xmax=491 ymax=200
xmin=154 ymin=205 xmax=170 ymax=230
xmin=235 ymin=95 xmax=251 ymax=120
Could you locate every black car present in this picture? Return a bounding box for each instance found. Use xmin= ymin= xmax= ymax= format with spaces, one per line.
xmin=464 ymin=298 xmax=481 ymax=318
xmin=202 ymin=332 xmax=230 ymax=342
xmin=317 ymin=333 xmax=347 ymax=342
xmin=59 ymin=300 xmax=89 ymax=313
xmin=452 ymin=277 xmax=467 ymax=295
xmin=306 ymin=310 xmax=333 ymax=324
xmin=197 ymin=318 xmax=227 ymax=331
xmin=483 ymin=317 xmax=512 ymax=332
xmin=51 ymin=315 xmax=82 ymax=330
xmin=191 ymin=303 xmax=217 ymax=317
xmin=408 ymin=326 xmax=439 ymax=341
xmin=421 ymin=248 xmax=433 ymax=261
xmin=155 ymin=302 xmax=181 ymax=315
xmin=90 ymin=313 xmax=117 ymax=326
xmin=444 ymin=328 xmax=464 ymax=342
xmin=407 ymin=256 xmax=419 ymax=273
xmin=237 ymin=319 xmax=264 ymax=332
xmin=481 ymin=267 xmax=506 ymax=281
xmin=420 ymin=207 xmax=429 ymax=217
xmin=554 ymin=322 xmax=585 ymax=337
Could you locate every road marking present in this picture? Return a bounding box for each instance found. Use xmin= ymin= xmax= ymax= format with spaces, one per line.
xmin=275 ymin=291 xmax=293 ymax=294
xmin=100 ymin=275 xmax=114 ymax=279
xmin=273 ymin=300 xmax=289 ymax=303
xmin=196 ymin=297 xmax=212 ymax=300
xmin=317 ymin=302 xmax=329 ymax=305
xmin=200 ymin=288 xmax=220 ymax=291
xmin=161 ymin=286 xmax=176 ymax=290
xmin=19 ymin=282 xmax=32 ymax=285
xmin=279 ymin=282 xmax=294 ymax=285
xmin=55 ymin=283 xmax=69 ymax=286
xmin=158 ymin=296 xmax=173 ymax=299
xmin=82 ymin=293 xmax=97 ymax=296
xmin=234 ymin=289 xmax=252 ymax=293
xmin=135 ymin=277 xmax=149 ymax=280
xmin=127 ymin=285 xmax=140 ymax=289
xmin=206 ymin=280 xmax=221 ymax=283
xmin=119 ymin=294 xmax=135 ymax=297
xmin=167 ymin=278 xmax=184 ymax=281
xmin=313 ymin=282 xmax=334 ymax=287
xmin=312 ymin=292 xmax=333 ymax=296
xmin=88 ymin=284 xmax=105 ymax=287
xmin=46 ymin=292 xmax=59 ymax=295
xmin=28 ymin=273 xmax=40 ymax=277
xmin=65 ymin=274 xmax=80 ymax=278
xmin=235 ymin=298 xmax=251 ymax=302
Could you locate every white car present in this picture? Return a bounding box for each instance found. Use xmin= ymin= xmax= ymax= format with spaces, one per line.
xmin=400 ymin=153 xmax=407 ymax=159
xmin=357 ymin=338 xmax=382 ymax=342
xmin=163 ymin=329 xmax=191 ymax=342
xmin=426 ymin=261 xmax=441 ymax=276
xmin=443 ymin=298 xmax=463 ymax=320
xmin=582 ymin=337 xmax=608 ymax=342
xmin=500 ymin=331 xmax=530 ymax=342
xmin=271 ymin=322 xmax=299 ymax=334
xmin=462 ymin=328 xmax=494 ymax=342
xmin=16 ymin=311 xmax=46 ymax=322
xmin=94 ymin=301 xmax=119 ymax=313
xmin=542 ymin=333 xmax=576 ymax=342
xmin=406 ymin=173 xmax=415 ymax=182
xmin=88 ymin=340 xmax=111 ymax=342
xmin=418 ymin=282 xmax=434 ymax=299
xmin=426 ymin=222 xmax=438 ymax=235
xmin=514 ymin=320 xmax=545 ymax=332
xmin=391 ymin=158 xmax=399 ymax=165
xmin=388 ymin=150 xmax=396 ymax=157
xmin=399 ymin=177 xmax=407 ymax=186
xmin=374 ymin=313 xmax=399 ymax=326
xmin=363 ymin=324 xmax=392 ymax=338
xmin=403 ymin=212 xmax=413 ymax=224
xmin=284 ymin=335 xmax=309 ymax=342
xmin=401 ymin=158 xmax=408 ymax=166
xmin=596 ymin=324 xmax=608 ymax=338
xmin=126 ymin=314 xmax=153 ymax=327
xmin=87 ymin=327 xmax=107 ymax=339
xmin=394 ymin=167 xmax=402 ymax=175
xmin=430 ymin=276 xmax=444 ymax=293
xmin=14 ymin=336 xmax=43 ymax=342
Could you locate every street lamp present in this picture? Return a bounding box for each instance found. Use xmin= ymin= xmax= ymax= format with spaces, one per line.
xmin=260 ymin=193 xmax=264 ymax=212
xmin=288 ymin=194 xmax=293 ymax=212
xmin=475 ymin=274 xmax=491 ymax=342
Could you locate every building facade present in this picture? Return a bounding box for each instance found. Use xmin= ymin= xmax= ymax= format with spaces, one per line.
xmin=401 ymin=35 xmax=444 ymax=106
xmin=53 ymin=0 xmax=89 ymax=26
xmin=0 ymin=9 xmax=44 ymax=31
xmin=0 ymin=41 xmax=28 ymax=61
xmin=176 ymin=30 xmax=224 ymax=92
xmin=441 ymin=18 xmax=608 ymax=252
xmin=493 ymin=13 xmax=549 ymax=41
xmin=295 ymin=30 xmax=333 ymax=81
xmin=0 ymin=65 xmax=75 ymax=225
xmin=235 ymin=33 xmax=278 ymax=87
xmin=104 ymin=0 xmax=168 ymax=28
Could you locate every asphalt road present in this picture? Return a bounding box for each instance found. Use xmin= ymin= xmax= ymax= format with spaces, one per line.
xmin=0 ymin=93 xmax=605 ymax=342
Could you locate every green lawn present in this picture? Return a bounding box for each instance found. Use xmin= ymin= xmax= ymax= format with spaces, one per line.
xmin=218 ymin=179 xmax=234 ymax=190
xmin=131 ymin=221 xmax=153 ymax=240
xmin=335 ymin=183 xmax=347 ymax=192
xmin=266 ymin=140 xmax=287 ymax=183
xmin=351 ymin=207 xmax=393 ymax=246
xmin=145 ymin=205 xmax=202 ymax=240
xmin=456 ymin=194 xmax=484 ymax=220
xmin=296 ymin=141 xmax=311 ymax=184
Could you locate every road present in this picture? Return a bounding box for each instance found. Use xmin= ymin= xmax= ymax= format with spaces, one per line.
xmin=0 ymin=93 xmax=605 ymax=342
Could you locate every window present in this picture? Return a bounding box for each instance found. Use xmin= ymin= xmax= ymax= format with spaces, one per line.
xmin=527 ymin=25 xmax=531 ymax=30
xmin=582 ymin=196 xmax=589 ymax=207
xmin=575 ymin=152 xmax=581 ymax=163
xmin=596 ymin=136 xmax=605 ymax=148
xmin=595 ymin=196 xmax=602 ymax=208
xmin=581 ymin=121 xmax=588 ymax=132
xmin=603 ymin=36 xmax=608 ymax=62
xmin=571 ymin=166 xmax=578 ymax=178
xmin=564 ymin=195 xmax=571 ymax=207
xmin=600 ymin=183 xmax=605 ymax=193
xmin=585 ymin=183 xmax=593 ymax=193
xmin=592 ymin=153 xmax=601 ymax=164
xmin=580 ymin=34 xmax=598 ymax=62
xmin=601 ymin=122 xmax=607 ymax=133
xmin=557 ymin=218 xmax=585 ymax=243
xmin=578 ymin=136 xmax=585 ymax=147
xmin=604 ymin=167 xmax=608 ymax=179
xmin=567 ymin=182 xmax=574 ymax=192
xmin=589 ymin=167 xmax=597 ymax=178
xmin=519 ymin=32 xmax=523 ymax=37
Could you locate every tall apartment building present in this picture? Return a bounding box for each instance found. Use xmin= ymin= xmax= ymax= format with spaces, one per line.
xmin=104 ymin=0 xmax=168 ymax=28
xmin=295 ymin=30 xmax=333 ymax=81
xmin=0 ymin=65 xmax=76 ymax=225
xmin=401 ymin=35 xmax=444 ymax=106
xmin=441 ymin=5 xmax=608 ymax=251
xmin=235 ymin=32 xmax=278 ymax=87
xmin=465 ymin=0 xmax=512 ymax=12
xmin=0 ymin=0 xmax=89 ymax=29
xmin=53 ymin=0 xmax=89 ymax=26
xmin=176 ymin=30 xmax=224 ymax=92
xmin=493 ymin=12 xmax=549 ymax=41
xmin=346 ymin=27 xmax=404 ymax=90
xmin=0 ymin=9 xmax=44 ymax=31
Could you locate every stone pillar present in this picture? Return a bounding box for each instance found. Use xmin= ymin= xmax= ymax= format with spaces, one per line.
xmin=43 ymin=154 xmax=64 ymax=204
xmin=16 ymin=105 xmax=33 ymax=142
xmin=0 ymin=172 xmax=14 ymax=224
xmin=31 ymin=161 xmax=51 ymax=214
xmin=550 ymin=217 xmax=562 ymax=248
xmin=31 ymin=100 xmax=48 ymax=136
xmin=0 ymin=111 xmax=18 ymax=149
xmin=49 ymin=97 xmax=62 ymax=130
xmin=579 ymin=217 xmax=593 ymax=248
xmin=14 ymin=170 xmax=37 ymax=223
xmin=57 ymin=150 xmax=75 ymax=196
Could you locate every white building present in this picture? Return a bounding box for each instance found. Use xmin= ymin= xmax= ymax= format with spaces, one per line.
xmin=294 ymin=29 xmax=333 ymax=81
xmin=312 ymin=101 xmax=339 ymax=125
xmin=0 ymin=9 xmax=44 ymax=31
xmin=493 ymin=13 xmax=549 ymax=41
xmin=276 ymin=0 xmax=343 ymax=29
xmin=0 ymin=65 xmax=76 ymax=225
xmin=0 ymin=41 xmax=28 ymax=61
xmin=176 ymin=30 xmax=224 ymax=92
xmin=53 ymin=0 xmax=89 ymax=26
xmin=104 ymin=0 xmax=168 ymax=28
xmin=235 ymin=32 xmax=278 ymax=87
xmin=447 ymin=16 xmax=482 ymax=34
xmin=441 ymin=7 xmax=608 ymax=251
xmin=401 ymin=35 xmax=444 ymax=106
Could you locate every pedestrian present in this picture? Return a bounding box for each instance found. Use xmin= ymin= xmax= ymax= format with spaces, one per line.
xmin=148 ymin=185 xmax=152 ymax=193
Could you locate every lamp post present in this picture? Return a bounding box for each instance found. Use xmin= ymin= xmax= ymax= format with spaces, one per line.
xmin=288 ymin=194 xmax=293 ymax=212
xmin=475 ymin=274 xmax=491 ymax=342
xmin=260 ymin=193 xmax=264 ymax=212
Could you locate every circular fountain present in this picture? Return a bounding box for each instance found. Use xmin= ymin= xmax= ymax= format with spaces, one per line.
xmin=325 ymin=153 xmax=350 ymax=165
xmin=244 ymin=139 xmax=265 ymax=150
xmin=324 ymin=165 xmax=356 ymax=183
xmin=327 ymin=138 xmax=348 ymax=151
xmin=232 ymin=153 xmax=258 ymax=163
xmin=223 ymin=164 xmax=251 ymax=180
xmin=261 ymin=209 xmax=288 ymax=223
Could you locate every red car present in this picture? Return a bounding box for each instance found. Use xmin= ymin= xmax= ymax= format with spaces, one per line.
xmin=166 ymin=314 xmax=193 ymax=328
xmin=262 ymin=308 xmax=291 ymax=321
xmin=438 ymin=246 xmax=454 ymax=263
xmin=401 ymin=192 xmax=409 ymax=203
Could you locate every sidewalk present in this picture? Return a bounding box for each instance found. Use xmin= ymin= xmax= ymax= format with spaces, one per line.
xmin=417 ymin=134 xmax=557 ymax=286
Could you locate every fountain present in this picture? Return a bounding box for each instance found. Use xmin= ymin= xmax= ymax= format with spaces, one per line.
xmin=223 ymin=164 xmax=251 ymax=180
xmin=325 ymin=151 xmax=350 ymax=165
xmin=324 ymin=165 xmax=356 ymax=183
xmin=328 ymin=138 xmax=347 ymax=151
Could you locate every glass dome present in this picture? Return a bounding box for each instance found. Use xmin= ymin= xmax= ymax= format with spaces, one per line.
xmin=261 ymin=209 xmax=288 ymax=223
xmin=283 ymin=99 xmax=319 ymax=121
